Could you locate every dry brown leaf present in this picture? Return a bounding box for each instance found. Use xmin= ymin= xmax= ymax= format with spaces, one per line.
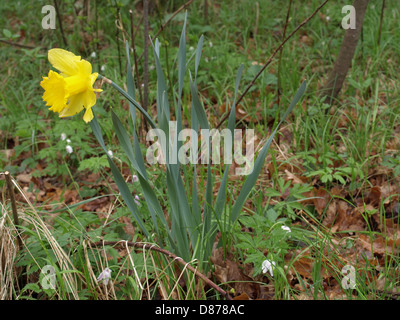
xmin=322 ymin=200 xmax=337 ymax=227
xmin=313 ymin=187 xmax=330 ymax=216
xmin=121 ymin=216 xmax=136 ymax=238
xmin=366 ymin=186 xmax=381 ymax=206
xmin=211 ymin=247 xmax=260 ymax=299
xmin=16 ymin=173 xmax=31 ymax=184
xmin=284 ymin=169 xmax=307 ymax=185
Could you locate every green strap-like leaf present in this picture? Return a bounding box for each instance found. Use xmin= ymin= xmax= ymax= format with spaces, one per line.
xmin=230 ymin=80 xmax=307 ymax=223
xmin=89 ymin=114 xmax=150 ymax=238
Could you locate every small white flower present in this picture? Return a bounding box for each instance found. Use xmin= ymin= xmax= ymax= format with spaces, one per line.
xmin=134 ymin=195 xmax=140 ymax=206
xmin=90 ymin=51 xmax=97 ymax=58
xmin=97 ymin=267 xmax=112 ymax=285
xmin=326 ymin=16 xmax=330 ymax=22
xmin=100 ymin=65 xmax=106 ymax=72
xmin=208 ymin=41 xmax=213 ymax=47
xmin=149 ymin=65 xmax=155 ymax=71
xmin=66 ymin=138 xmax=71 ymax=143
xmin=189 ymin=46 xmax=194 ymax=51
xmin=66 ymin=145 xmax=73 ymax=154
xmin=281 ymin=225 xmax=291 ymax=232
xmin=132 ymin=175 xmax=139 ymax=182
xmin=60 ymin=133 xmax=67 ymax=141
xmin=262 ymin=259 xmax=276 ymax=277
xmin=107 ymin=150 xmax=113 ymax=158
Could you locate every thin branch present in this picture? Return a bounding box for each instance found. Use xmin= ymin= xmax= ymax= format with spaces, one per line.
xmin=0 ymin=39 xmax=46 ymax=50
xmin=216 ymin=0 xmax=329 ymax=129
xmin=53 ymin=0 xmax=68 ymax=47
xmin=92 ymin=240 xmax=233 ymax=300
xmin=4 ymin=172 xmax=22 ymax=250
xmin=137 ymin=0 xmax=194 ymax=62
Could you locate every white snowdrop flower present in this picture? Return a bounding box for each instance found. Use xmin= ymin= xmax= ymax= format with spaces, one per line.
xmin=60 ymin=133 xmax=67 ymax=141
xmin=134 ymin=195 xmax=140 ymax=206
xmin=90 ymin=51 xmax=97 ymax=58
xmin=262 ymin=259 xmax=276 ymax=277
xmin=208 ymin=41 xmax=213 ymax=47
xmin=371 ymin=4 xmax=375 ymax=9
xmin=66 ymin=145 xmax=73 ymax=154
xmin=107 ymin=150 xmax=113 ymax=158
xmin=326 ymin=16 xmax=330 ymax=22
xmin=100 ymin=65 xmax=106 ymax=72
xmin=189 ymin=46 xmax=194 ymax=51
xmin=141 ymin=83 xmax=144 ymax=88
xmin=281 ymin=225 xmax=291 ymax=232
xmin=132 ymin=175 xmax=139 ymax=182
xmin=149 ymin=65 xmax=155 ymax=71
xmin=97 ymin=267 xmax=112 ymax=285
xmin=205 ymin=57 xmax=209 ymax=63
xmin=66 ymin=138 xmax=71 ymax=143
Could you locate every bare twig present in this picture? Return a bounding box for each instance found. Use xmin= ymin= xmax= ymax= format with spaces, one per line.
xmin=216 ymin=0 xmax=329 ymax=129
xmin=53 ymin=0 xmax=68 ymax=47
xmin=138 ymin=0 xmax=194 ymax=62
xmin=0 ymin=39 xmax=46 ymax=50
xmin=92 ymin=240 xmax=233 ymax=300
xmin=4 ymin=172 xmax=22 ymax=250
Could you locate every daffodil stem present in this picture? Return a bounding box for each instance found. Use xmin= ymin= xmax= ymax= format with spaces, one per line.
xmin=99 ymin=75 xmax=157 ymax=129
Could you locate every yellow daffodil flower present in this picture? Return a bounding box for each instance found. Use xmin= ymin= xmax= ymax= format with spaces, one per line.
xmin=40 ymin=48 xmax=102 ymax=123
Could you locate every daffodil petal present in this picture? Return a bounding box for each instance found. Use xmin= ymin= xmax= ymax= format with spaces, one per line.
xmin=59 ymin=92 xmax=85 ymax=118
xmin=78 ymin=59 xmax=92 ymax=75
xmin=83 ymin=90 xmax=96 ymax=110
xmin=83 ymin=106 xmax=94 ymax=123
xmin=48 ymin=48 xmax=81 ymax=76
xmin=89 ymin=72 xmax=99 ymax=85
xmin=81 ymin=90 xmax=96 ymax=123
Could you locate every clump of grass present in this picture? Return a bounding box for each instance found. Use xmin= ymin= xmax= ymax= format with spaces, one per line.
xmin=2 ymin=174 xmax=226 ymax=300
xmin=0 ymin=199 xmax=18 ymax=300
